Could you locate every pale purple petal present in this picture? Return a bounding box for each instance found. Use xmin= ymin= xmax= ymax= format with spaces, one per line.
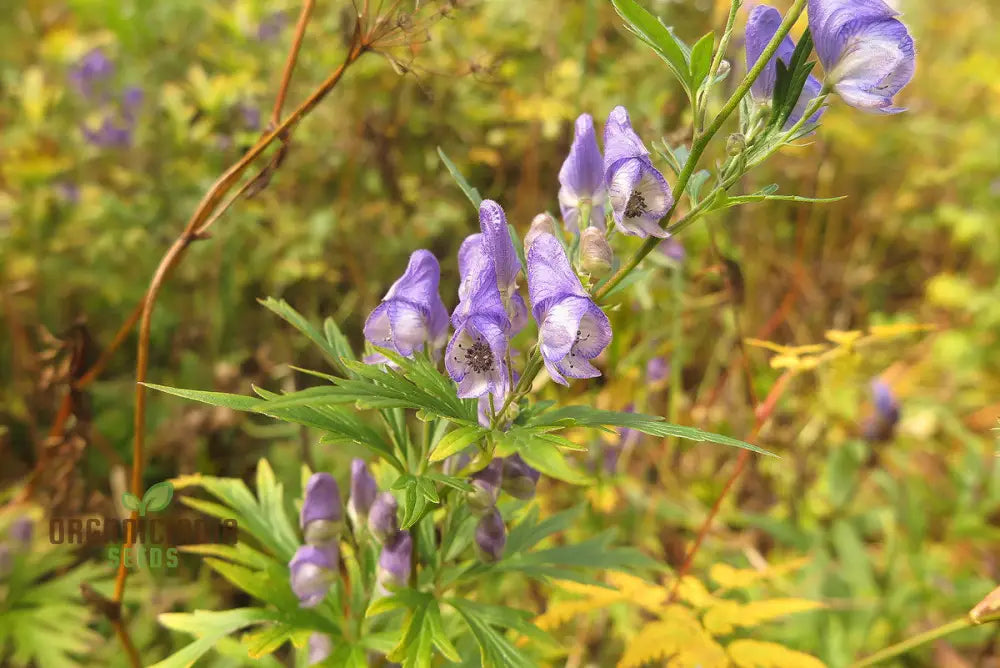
xmin=445 ymin=314 xmax=510 ymax=399
xmin=537 ymin=296 xmax=611 ymax=384
xmin=559 ymin=114 xmax=607 ymax=233
xmin=809 ymin=0 xmax=899 ymax=67
xmin=607 ymin=159 xmax=672 ymax=238
xmin=365 ymin=249 xmax=447 ymax=358
xmin=300 ymin=473 xmax=342 ymax=528
xmin=479 ymin=200 xmax=520 ymax=294
xmin=602 ymin=106 xmax=649 ymax=170
xmin=526 ymin=233 xmax=587 ymax=311
xmin=829 ymin=18 xmax=915 ymax=114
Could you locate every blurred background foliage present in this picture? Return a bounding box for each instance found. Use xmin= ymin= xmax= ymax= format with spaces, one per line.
xmin=1 ymin=0 xmax=999 ymax=665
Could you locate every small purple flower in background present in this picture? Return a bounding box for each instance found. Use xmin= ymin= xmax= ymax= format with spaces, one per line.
xmin=377 ymin=530 xmax=412 ymax=590
xmin=364 ymin=249 xmax=449 ymax=362
xmin=347 ymin=459 xmax=378 ymax=528
xmin=308 ymin=633 xmax=333 ymax=665
xmin=468 ymin=459 xmax=503 ymax=512
xmin=659 ymin=237 xmax=686 ymax=263
xmin=745 ymin=5 xmax=825 ymax=127
xmin=446 ymin=261 xmax=511 ymax=399
xmin=646 ymin=356 xmax=670 ymax=384
xmin=603 ymin=106 xmax=673 ymax=238
xmin=69 ymin=47 xmax=113 ymax=99
xmin=122 ymin=86 xmax=144 ymax=120
xmin=559 ymin=113 xmax=607 ymax=233
xmin=474 ymin=507 xmax=506 ymax=562
xmin=9 ymin=518 xmax=32 ymax=546
xmin=863 ymin=378 xmax=901 ymax=442
xmin=83 ymin=116 xmax=133 ymax=149
xmin=368 ymin=492 xmax=399 ymax=543
xmin=501 ymin=454 xmax=540 ymax=500
xmin=257 ymin=10 xmax=289 ymax=42
xmin=238 ymin=102 xmax=261 ymax=131
xmin=527 ymin=233 xmax=612 ymax=385
xmin=289 ymin=545 xmax=335 ymax=608
xmin=604 ymin=404 xmax=641 ymax=474
xmin=808 ymin=0 xmax=916 ymax=114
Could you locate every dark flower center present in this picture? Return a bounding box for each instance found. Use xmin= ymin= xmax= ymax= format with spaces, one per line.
xmin=624 ymin=191 xmax=647 ymax=218
xmin=464 ymin=340 xmax=495 ymax=374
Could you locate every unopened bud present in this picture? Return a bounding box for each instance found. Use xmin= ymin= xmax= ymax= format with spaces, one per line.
xmin=368 ymin=492 xmax=399 ymax=543
xmin=726 ymin=133 xmax=746 ymax=157
xmin=376 ymin=530 xmax=412 ymax=591
xmin=716 ymin=59 xmax=731 ymax=80
xmin=467 ymin=459 xmax=503 ymax=512
xmin=501 ymin=455 xmax=540 ymax=500
xmin=524 ymin=213 xmax=556 ymax=250
xmin=580 ymin=227 xmax=613 ymax=274
xmin=474 ymin=507 xmax=506 ymax=562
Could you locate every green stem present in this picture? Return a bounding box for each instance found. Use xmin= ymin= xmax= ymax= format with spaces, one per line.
xmin=595 ymin=0 xmax=809 ymax=302
xmin=851 ymin=618 xmax=972 ymax=667
xmin=699 ymin=0 xmax=741 ymax=132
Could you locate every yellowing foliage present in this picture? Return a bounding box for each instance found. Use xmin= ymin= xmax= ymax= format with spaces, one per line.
xmin=727 ymin=640 xmax=827 ymax=668
xmin=535 ymin=559 xmax=826 ymax=667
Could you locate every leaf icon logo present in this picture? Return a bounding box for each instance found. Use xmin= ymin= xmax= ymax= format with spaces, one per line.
xmin=120 ymin=481 xmax=174 ymax=516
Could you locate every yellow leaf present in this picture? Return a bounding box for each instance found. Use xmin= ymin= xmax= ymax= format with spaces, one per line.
xmin=824 ymin=329 xmax=863 ymax=347
xmin=709 ymin=557 xmax=811 ymax=590
xmin=727 ymin=640 xmax=826 ymax=668
xmin=703 ymin=599 xmax=824 ymax=635
xmin=607 ymin=572 xmax=670 ymax=612
xmin=534 ymin=578 xmax=628 ymax=630
xmin=745 ymin=339 xmax=828 ymax=356
xmin=672 ymin=576 xmax=717 ymax=609
xmin=618 ymin=607 xmax=725 ymax=668
xmin=867 ymin=322 xmax=936 ymax=338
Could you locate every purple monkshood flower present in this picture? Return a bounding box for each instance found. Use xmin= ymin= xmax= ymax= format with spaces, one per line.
xmin=377 ymin=530 xmax=412 ymax=590
xmin=69 ymin=48 xmax=113 ymax=99
xmin=364 ymin=249 xmax=449 ymax=362
xmin=257 ymin=10 xmax=289 ymax=41
xmin=863 ymin=378 xmax=900 ymax=442
xmin=808 ymin=0 xmax=915 ymax=114
xmin=456 ymin=201 xmax=529 ymax=332
xmin=289 ymin=545 xmax=335 ymax=608
xmin=474 ymin=507 xmax=506 ymax=562
xmin=559 ymin=114 xmax=607 ymax=233
xmin=468 ymin=459 xmax=503 ymax=512
xmin=746 ymin=5 xmax=825 ymax=127
xmin=501 ymin=454 xmax=540 ymax=500
xmin=603 ymin=106 xmax=673 ymax=238
xmin=446 ymin=261 xmax=511 ymax=399
xmin=526 ymin=233 xmax=612 ymax=385
xmin=308 ymin=633 xmax=333 ymax=665
xmin=368 ymin=492 xmax=399 ymax=543
xmin=301 ymin=473 xmax=343 ymax=547
xmin=347 ymin=459 xmax=378 ymax=527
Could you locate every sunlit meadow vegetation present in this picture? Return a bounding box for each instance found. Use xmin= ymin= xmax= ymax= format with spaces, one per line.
xmin=1 ymin=0 xmax=999 ymax=666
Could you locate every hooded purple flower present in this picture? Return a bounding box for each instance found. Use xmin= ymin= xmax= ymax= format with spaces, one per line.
xmin=300 ymin=473 xmax=343 ymax=550
xmin=347 ymin=459 xmax=378 ymax=527
xmin=368 ymin=492 xmax=399 ymax=543
xmin=746 ymin=5 xmax=826 ymax=127
xmin=501 ymin=454 xmax=540 ymax=500
xmin=377 ymin=530 xmax=412 ymax=590
xmin=647 ymin=357 xmax=670 ymax=384
xmin=456 ymin=201 xmax=529 ymax=332
xmin=308 ymin=633 xmax=333 ymax=665
xmin=559 ymin=114 xmax=607 ymax=233
xmin=603 ymin=107 xmax=673 ymax=238
xmin=468 ymin=459 xmax=503 ymax=512
xmin=289 ymin=545 xmax=335 ymax=608
xmin=474 ymin=507 xmax=506 ymax=562
xmin=446 ymin=260 xmax=511 ymax=400
xmin=364 ymin=249 xmax=449 ymax=361
xmin=526 ymin=233 xmax=612 ymax=385
xmin=808 ymin=0 xmax=916 ymax=114
xmin=863 ymin=378 xmax=900 ymax=442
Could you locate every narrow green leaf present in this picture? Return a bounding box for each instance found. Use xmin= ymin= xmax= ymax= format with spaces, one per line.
xmin=143 ymin=383 xmax=263 ymax=411
xmin=517 ymin=442 xmax=592 ymax=485
xmin=611 ymin=0 xmax=692 ymax=95
xmin=437 ymin=147 xmax=483 ymax=209
xmin=689 ymin=31 xmax=716 ymax=89
xmin=429 ymin=425 xmax=486 ymax=462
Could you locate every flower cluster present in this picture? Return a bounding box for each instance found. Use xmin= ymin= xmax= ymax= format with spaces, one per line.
xmin=69 ymin=48 xmax=145 ymax=149
xmin=746 ymin=1 xmax=916 ymax=117
xmin=0 ymin=517 xmax=33 ymax=579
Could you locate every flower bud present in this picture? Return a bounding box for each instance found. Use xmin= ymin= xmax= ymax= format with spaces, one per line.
xmin=716 ymin=59 xmax=731 ymax=80
xmin=368 ymin=492 xmax=399 ymax=543
xmin=474 ymin=507 xmax=506 ymax=562
xmin=580 ymin=227 xmax=613 ymax=274
xmin=347 ymin=459 xmax=377 ymax=528
xmin=726 ymin=133 xmax=746 ymax=157
xmin=524 ymin=213 xmax=556 ymax=250
xmin=289 ymin=545 xmax=336 ymax=608
xmin=300 ymin=473 xmax=343 ymax=538
xmin=308 ymin=633 xmax=333 ymax=665
xmin=377 ymin=530 xmax=412 ymax=590
xmin=501 ymin=455 xmax=540 ymax=500
xmin=467 ymin=459 xmax=503 ymax=512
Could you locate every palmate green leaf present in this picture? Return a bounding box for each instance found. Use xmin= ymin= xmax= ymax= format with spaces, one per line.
xmin=611 ymin=0 xmax=692 ymax=97
xmin=152 ymin=608 xmax=279 ymax=668
xmin=529 ymin=405 xmax=776 ymax=456
xmin=437 ymin=146 xmax=483 ymax=209
xmin=448 ymin=598 xmax=535 ymax=668
xmin=495 ymin=426 xmax=591 ymax=483
xmin=503 ymin=505 xmax=583 ymax=555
